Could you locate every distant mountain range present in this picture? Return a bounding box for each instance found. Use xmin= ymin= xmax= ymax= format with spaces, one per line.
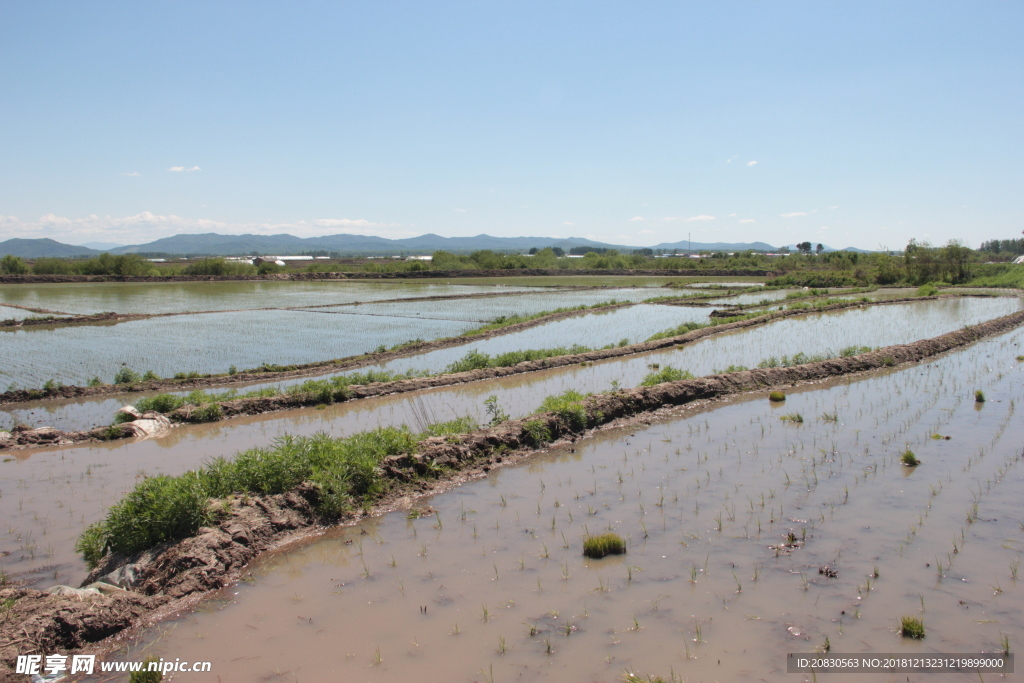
xmin=0 ymin=233 xmax=869 ymax=259
xmin=0 ymin=238 xmax=104 ymax=258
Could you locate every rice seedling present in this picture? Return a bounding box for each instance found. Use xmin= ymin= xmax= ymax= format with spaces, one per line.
xmin=900 ymin=449 xmax=920 ymax=467
xmin=583 ymin=532 xmax=626 ymax=558
xmin=780 ymin=413 xmax=804 ymax=424
xmin=899 ymin=615 xmax=925 ymax=639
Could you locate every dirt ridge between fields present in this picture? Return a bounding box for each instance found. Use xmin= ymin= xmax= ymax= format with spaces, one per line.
xmin=1 ymin=308 xmax=1022 ymax=681
xmin=1 ymin=294 xmax=1015 ymax=447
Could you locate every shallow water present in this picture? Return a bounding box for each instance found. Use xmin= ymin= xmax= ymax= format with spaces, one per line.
xmin=2 ymin=298 xmax=1020 ymax=590
xmin=294 ymin=288 xmax=688 ymax=320
xmin=2 ymin=297 xmax=1019 ymax=434
xmin=0 ymin=281 xmax=538 ymax=315
xmin=90 ymin=322 xmax=1024 ymax=682
xmin=0 ymin=310 xmax=480 ymax=388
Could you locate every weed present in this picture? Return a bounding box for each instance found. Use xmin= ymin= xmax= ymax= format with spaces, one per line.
xmin=916 ymin=283 xmax=938 ymax=297
xmin=780 ymin=413 xmax=804 ymax=424
xmin=899 ymin=615 xmax=925 ymax=639
xmin=900 ymin=449 xmax=921 ymax=467
xmin=538 ymin=389 xmax=590 ymax=430
xmin=128 ymin=657 xmax=163 ymax=683
xmin=87 ymin=377 xmax=103 ymax=387
xmin=768 ymin=391 xmax=786 ymax=402
xmin=80 ymin=426 xmax=425 ymax=558
xmin=523 ymin=419 xmax=552 ymax=446
xmin=881 ymin=356 xmax=896 ymax=367
xmin=113 ymin=367 xmax=141 ymax=385
xmin=484 ymin=395 xmax=510 ymax=425
xmin=583 ymin=532 xmax=626 ymax=558
xmin=975 ymin=390 xmax=986 ymax=403
xmin=639 ymin=366 xmax=694 ymax=386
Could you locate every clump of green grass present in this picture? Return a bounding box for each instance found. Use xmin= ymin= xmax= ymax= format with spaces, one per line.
xmin=129 ymin=657 xmax=163 ymax=683
xmin=900 ymin=449 xmax=920 ymax=467
xmin=769 ymin=391 xmax=786 ymax=402
xmin=899 ymin=615 xmax=925 ymax=639
xmin=78 ymin=420 xmax=465 ymax=560
xmin=583 ymin=532 xmax=626 ymax=558
xmin=839 ymin=345 xmax=872 ymax=357
xmin=113 ymin=367 xmax=141 ymax=385
xmin=881 ymin=356 xmax=896 ymax=367
xmin=916 ymin=283 xmax=939 ymax=297
xmin=523 ymin=419 xmax=552 ymax=446
xmin=537 ymin=390 xmax=591 ymax=430
xmin=780 ymin=413 xmax=804 ymax=423
xmin=975 ymin=390 xmax=986 ymax=403
xmin=446 ymin=345 xmax=592 ymax=374
xmin=639 ymin=365 xmax=694 ymax=386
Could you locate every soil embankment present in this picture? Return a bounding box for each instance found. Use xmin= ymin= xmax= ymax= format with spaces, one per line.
xmin=0 ymin=294 xmax=1012 ymax=447
xmin=1 ymin=308 xmax=1022 ymax=681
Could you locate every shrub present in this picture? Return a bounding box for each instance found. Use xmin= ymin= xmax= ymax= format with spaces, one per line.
xmin=899 ymin=615 xmax=925 ymax=639
xmin=141 ymin=370 xmax=160 ymax=381
xmin=769 ymin=391 xmax=786 ymax=402
xmin=639 ymin=366 xmax=694 ymax=386
xmin=900 ymin=449 xmax=920 ymax=466
xmin=582 ymin=532 xmax=626 ymax=558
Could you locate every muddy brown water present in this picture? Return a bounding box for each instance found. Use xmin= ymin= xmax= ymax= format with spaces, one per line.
xmin=1 ymin=298 xmax=1020 ymax=588
xmin=86 ymin=324 xmax=1024 ymax=682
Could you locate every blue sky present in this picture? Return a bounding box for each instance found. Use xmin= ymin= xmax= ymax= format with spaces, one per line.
xmin=1 ymin=1 xmax=1022 ymax=249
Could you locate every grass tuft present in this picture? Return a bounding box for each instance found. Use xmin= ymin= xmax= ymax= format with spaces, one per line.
xmin=900 ymin=449 xmax=921 ymax=467
xmin=639 ymin=365 xmax=694 ymax=386
xmin=899 ymin=615 xmax=925 ymax=639
xmin=768 ymin=391 xmax=786 ymax=402
xmin=538 ymin=390 xmax=591 ymax=430
xmin=975 ymin=390 xmax=986 ymax=403
xmin=583 ymin=532 xmax=626 ymax=559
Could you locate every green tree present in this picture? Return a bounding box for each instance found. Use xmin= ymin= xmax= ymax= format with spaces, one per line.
xmin=0 ymin=255 xmax=29 ymax=274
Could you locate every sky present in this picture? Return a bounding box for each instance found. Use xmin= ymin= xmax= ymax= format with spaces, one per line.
xmin=1 ymin=1 xmax=1022 ymax=250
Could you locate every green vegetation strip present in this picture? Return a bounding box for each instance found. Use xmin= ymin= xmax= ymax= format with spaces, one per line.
xmin=78 ymin=308 xmax=1024 ymax=570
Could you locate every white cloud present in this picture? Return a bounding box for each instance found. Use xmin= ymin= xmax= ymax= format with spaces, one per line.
xmin=629 ymin=216 xmax=645 ymax=222
xmin=562 ymin=221 xmax=574 ymax=226
xmin=747 ymin=160 xmax=758 ymax=167
xmin=829 ymin=205 xmax=839 ymax=210
xmin=780 ymin=211 xmax=807 ymax=218
xmin=167 ymin=165 xmax=201 ymax=172
xmin=638 ymin=229 xmax=654 ymax=235
xmin=739 ymin=218 xmax=756 ymax=224
xmin=818 ymin=225 xmax=830 ymax=231
xmin=453 ymin=208 xmax=466 ymax=213
xmin=121 ymin=172 xmax=141 ymax=177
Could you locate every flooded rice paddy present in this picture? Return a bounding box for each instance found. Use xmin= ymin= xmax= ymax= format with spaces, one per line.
xmin=1 ymin=297 xmax=1020 ymax=588
xmin=0 ymin=286 xmax=701 ymax=389
xmin=0 ymin=281 xmax=539 ymax=316
xmin=3 ymin=296 xmax=1015 ymax=435
xmin=90 ymin=322 xmax=1024 ymax=682
xmin=0 ymin=310 xmax=480 ymax=388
